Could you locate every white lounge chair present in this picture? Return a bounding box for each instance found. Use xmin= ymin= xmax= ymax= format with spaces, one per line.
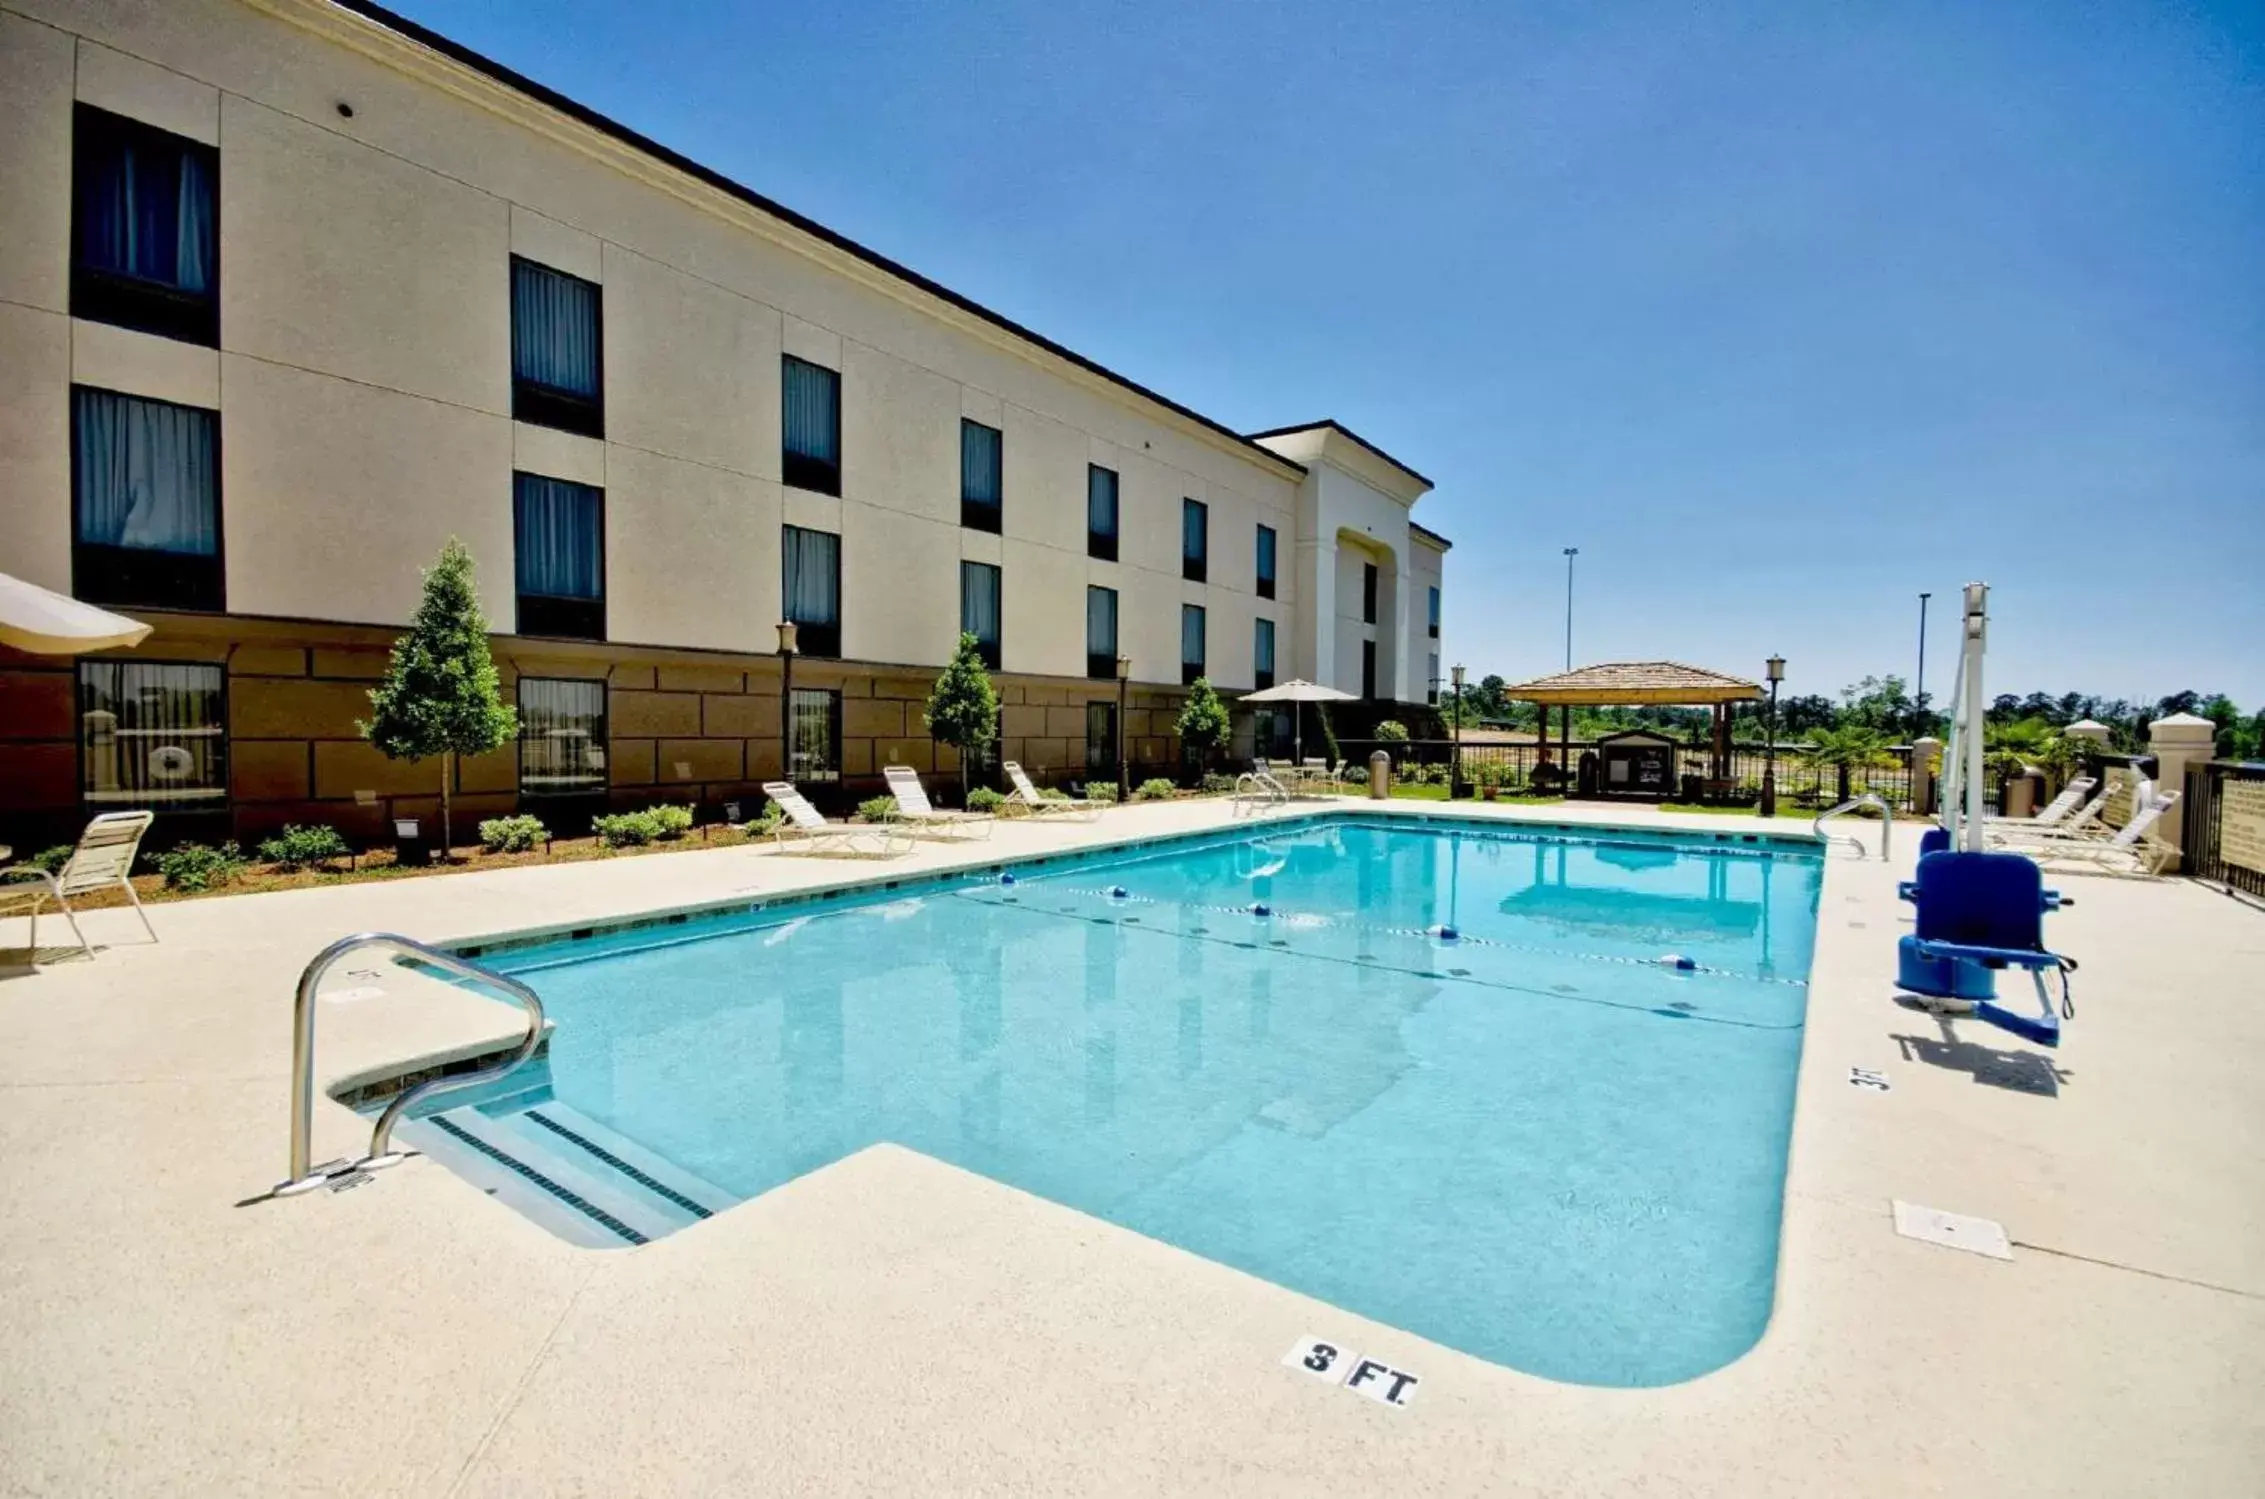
xmin=1989 ymin=785 xmax=2111 ymax=848
xmin=1003 ymin=761 xmax=1100 ymax=821
xmin=759 ymin=782 xmax=912 ymax=858
xmin=881 ymin=765 xmax=993 ymax=839
xmin=0 ymin=810 xmax=158 ymax=960
xmin=2026 ymin=791 xmax=2182 ymax=877
xmin=1988 ymin=776 xmax=2097 ymax=830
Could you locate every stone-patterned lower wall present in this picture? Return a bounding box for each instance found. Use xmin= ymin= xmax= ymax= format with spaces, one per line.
xmin=0 ymin=611 xmax=1190 ymax=850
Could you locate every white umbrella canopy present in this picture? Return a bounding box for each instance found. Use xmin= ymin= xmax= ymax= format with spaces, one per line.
xmin=0 ymin=570 xmax=152 ymax=654
xmin=1237 ymin=679 xmax=1357 ymax=764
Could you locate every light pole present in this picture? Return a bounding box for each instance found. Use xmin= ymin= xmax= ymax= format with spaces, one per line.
xmin=1561 ymin=547 xmax=1579 ymax=671
xmin=1762 ymin=653 xmax=1785 ymax=817
xmin=1115 ymin=652 xmax=1132 ymax=804
xmin=1915 ymin=591 xmax=1932 ymax=737
xmin=776 ymin=619 xmax=799 ymax=786
xmin=1450 ymin=662 xmax=1466 ymax=799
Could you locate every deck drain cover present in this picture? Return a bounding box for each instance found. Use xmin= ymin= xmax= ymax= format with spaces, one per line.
xmin=1891 ymin=1200 xmax=2012 ymax=1260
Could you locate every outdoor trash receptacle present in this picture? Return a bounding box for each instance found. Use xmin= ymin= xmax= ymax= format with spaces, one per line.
xmin=393 ymin=817 xmax=430 ymax=866
xmin=1369 ymin=749 xmax=1391 ymax=799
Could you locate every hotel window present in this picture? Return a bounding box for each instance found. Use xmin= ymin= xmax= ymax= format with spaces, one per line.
xmin=1428 ymin=584 xmax=1441 ymax=640
xmin=1182 ymin=498 xmax=1208 ymax=583
xmin=1361 ymin=640 xmax=1377 ymax=699
xmin=1254 ymin=618 xmax=1276 ymax=691
xmin=1362 ymin=562 xmax=1379 ymax=625
xmin=1085 ymin=585 xmax=1118 ymax=680
xmin=783 ymin=524 xmax=842 ymax=658
xmin=511 ymin=257 xmax=604 ymax=438
xmin=961 ymin=419 xmax=1003 ymax=533
xmin=782 ymin=355 xmax=842 ymax=496
xmin=1181 ymin=604 xmax=1207 ymax=685
xmin=789 ymin=687 xmax=842 ymax=782
xmin=517 ymin=678 xmax=608 ymax=799
xmin=1087 ymin=465 xmax=1118 ymax=561
xmin=960 ymin=560 xmax=1002 ymax=671
xmin=78 ymin=660 xmax=226 ymax=811
xmin=1256 ymin=524 xmax=1277 ymax=600
xmin=1086 ymin=701 xmax=1118 ymax=778
xmin=1428 ymin=653 xmax=1440 ymax=706
xmin=71 ymin=105 xmax=219 ymax=346
xmin=513 ymin=474 xmax=605 ymax=640
xmin=72 ymin=387 xmax=223 ymax=612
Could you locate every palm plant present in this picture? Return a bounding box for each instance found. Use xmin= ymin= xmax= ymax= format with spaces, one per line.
xmin=1804 ymin=724 xmax=1895 ymax=805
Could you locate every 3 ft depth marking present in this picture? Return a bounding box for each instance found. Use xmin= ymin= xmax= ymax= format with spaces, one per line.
xmin=1282 ymin=1335 xmax=1421 ymax=1408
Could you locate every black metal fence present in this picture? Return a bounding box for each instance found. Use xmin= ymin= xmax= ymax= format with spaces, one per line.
xmin=1329 ymin=738 xmax=1926 ymax=811
xmin=2181 ymin=759 xmax=2265 ymax=899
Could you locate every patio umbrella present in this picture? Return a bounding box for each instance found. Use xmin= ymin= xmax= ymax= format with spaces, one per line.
xmin=0 ymin=570 xmax=152 ymax=654
xmin=1239 ymin=678 xmax=1357 ymax=764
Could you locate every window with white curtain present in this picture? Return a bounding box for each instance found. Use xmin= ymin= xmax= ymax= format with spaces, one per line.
xmin=511 ymin=257 xmax=604 ymax=437
xmin=1086 ymin=586 xmax=1118 ymax=679
xmin=961 ymin=420 xmax=1002 ymax=533
xmin=72 ymin=386 xmax=222 ymax=612
xmin=71 ymin=105 xmax=218 ymax=346
xmin=513 ymin=473 xmax=605 ymax=640
xmin=1087 ymin=465 xmax=1118 ymax=561
xmin=783 ymin=356 xmax=842 ymax=495
xmin=960 ymin=561 xmax=1002 ymax=670
xmin=78 ymin=659 xmax=227 ymax=808
xmin=517 ymin=678 xmax=608 ymax=798
xmin=783 ymin=525 xmax=842 ymax=657
xmin=1181 ymin=604 xmax=1206 ymax=685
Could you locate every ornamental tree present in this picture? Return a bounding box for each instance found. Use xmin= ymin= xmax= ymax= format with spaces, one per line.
xmin=1175 ymin=677 xmax=1231 ymax=779
xmin=361 ymin=538 xmax=517 ymax=858
xmin=924 ymin=631 xmax=1000 ymax=803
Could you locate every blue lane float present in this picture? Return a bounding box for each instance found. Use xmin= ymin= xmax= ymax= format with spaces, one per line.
xmin=1109 ymin=886 xmax=1129 ymax=900
xmin=1251 ymin=902 xmax=1272 ymax=918
xmin=1437 ymin=925 xmax=1461 ymax=942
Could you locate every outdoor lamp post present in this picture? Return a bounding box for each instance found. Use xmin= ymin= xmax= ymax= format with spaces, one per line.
xmin=1450 ymin=662 xmax=1467 ymax=799
xmin=776 ymin=619 xmax=799 ymax=785
xmin=1115 ymin=652 xmax=1132 ymax=803
xmin=1762 ymin=653 xmax=1785 ymax=817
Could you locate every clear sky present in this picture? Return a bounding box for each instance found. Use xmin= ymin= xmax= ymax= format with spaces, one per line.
xmin=393 ymin=0 xmax=2263 ymax=708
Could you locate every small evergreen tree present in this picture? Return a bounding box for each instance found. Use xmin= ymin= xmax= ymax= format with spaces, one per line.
xmin=1175 ymin=677 xmax=1231 ymax=779
xmin=924 ymin=632 xmax=1000 ymax=802
xmin=361 ymin=538 xmax=517 ymax=859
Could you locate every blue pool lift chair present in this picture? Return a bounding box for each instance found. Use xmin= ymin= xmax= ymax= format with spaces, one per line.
xmin=1896 ymin=850 xmax=2077 ymax=1047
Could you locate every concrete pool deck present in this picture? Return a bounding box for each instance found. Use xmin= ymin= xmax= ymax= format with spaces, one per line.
xmin=1 ymin=797 xmax=2259 ymax=1496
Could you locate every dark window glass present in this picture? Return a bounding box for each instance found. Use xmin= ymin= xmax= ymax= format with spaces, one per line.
xmin=789 ymin=687 xmax=842 ymax=782
xmin=1086 ymin=701 xmax=1118 ymax=780
xmin=1427 ymin=653 xmax=1441 ymax=705
xmin=71 ymin=105 xmax=218 ymax=346
xmin=1361 ymin=639 xmax=1378 ymax=699
xmin=1181 ymin=604 xmax=1206 ymax=686
xmin=513 ymin=473 xmax=605 ymax=640
xmin=783 ymin=524 xmax=842 ymax=657
xmin=961 ymin=419 xmax=1002 ymax=532
xmin=1086 ymin=585 xmax=1118 ymax=679
xmin=72 ymin=386 xmax=223 ymax=612
xmin=518 ymin=678 xmax=608 ymax=798
xmin=511 ymin=257 xmax=604 ymax=438
xmin=1256 ymin=524 xmax=1277 ymax=599
xmin=1087 ymin=465 xmax=1118 ymax=560
xmin=1362 ymin=562 xmax=1379 ymax=625
xmin=78 ymin=659 xmax=226 ymax=810
xmin=1428 ymin=584 xmax=1441 ymax=639
xmin=783 ymin=355 xmax=841 ymax=495
xmin=1254 ymin=618 xmax=1276 ymax=691
xmin=1182 ymin=498 xmax=1208 ymax=582
xmin=960 ymin=560 xmax=1002 ymax=670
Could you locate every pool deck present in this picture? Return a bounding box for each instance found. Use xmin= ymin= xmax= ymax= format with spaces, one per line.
xmin=2 ymin=797 xmax=2260 ymax=1496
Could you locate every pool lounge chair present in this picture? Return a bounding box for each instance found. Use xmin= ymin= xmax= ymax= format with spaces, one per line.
xmin=1003 ymin=761 xmax=1100 ymax=821
xmin=881 ymin=765 xmax=994 ymax=839
xmin=2024 ymin=791 xmax=2182 ymax=878
xmin=1987 ymin=776 xmax=2097 ymax=830
xmin=0 ymin=810 xmax=158 ymax=960
xmin=1987 ymin=785 xmax=2113 ymax=849
xmin=759 ymin=783 xmax=912 ymax=858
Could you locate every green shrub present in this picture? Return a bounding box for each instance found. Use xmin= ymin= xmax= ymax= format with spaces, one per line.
xmin=742 ymin=805 xmax=784 ymax=837
xmin=1374 ymin=720 xmax=1410 ymax=746
xmin=256 ymin=823 xmax=351 ymax=870
xmin=591 ymin=810 xmax=663 ymax=848
xmin=25 ymin=845 xmax=75 ymax=875
xmin=650 ymin=803 xmax=695 ymax=840
xmin=155 ymin=841 xmax=247 ymax=893
xmin=1135 ymin=778 xmax=1179 ymax=802
xmin=966 ymin=786 xmax=1007 ymax=813
xmin=478 ymin=814 xmax=548 ymax=853
xmin=1082 ymin=782 xmax=1119 ymax=804
xmin=1199 ymin=773 xmax=1238 ymax=794
xmin=1039 ymin=787 xmax=1070 ymax=802
xmin=856 ymin=796 xmax=900 ymax=823
xmin=1342 ymin=766 xmax=1369 ymax=787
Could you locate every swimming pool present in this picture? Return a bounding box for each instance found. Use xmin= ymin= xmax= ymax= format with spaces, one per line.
xmin=398 ymin=814 xmax=1822 ymax=1387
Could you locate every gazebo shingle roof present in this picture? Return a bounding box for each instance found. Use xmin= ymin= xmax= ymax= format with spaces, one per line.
xmin=1501 ymin=661 xmax=1762 ymax=705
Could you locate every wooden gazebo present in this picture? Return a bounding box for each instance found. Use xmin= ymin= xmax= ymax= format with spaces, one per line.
xmin=1501 ymin=661 xmax=1762 ymax=800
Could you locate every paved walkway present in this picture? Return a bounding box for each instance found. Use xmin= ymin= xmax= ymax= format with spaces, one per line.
xmin=2 ymin=798 xmax=2259 ymax=1495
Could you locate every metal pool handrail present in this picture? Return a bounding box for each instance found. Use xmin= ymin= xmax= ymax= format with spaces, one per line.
xmin=274 ymin=931 xmax=546 ymax=1197
xmin=1813 ymin=794 xmax=1894 ymax=861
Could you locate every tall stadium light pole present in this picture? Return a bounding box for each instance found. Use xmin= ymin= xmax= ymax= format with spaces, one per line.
xmin=1561 ymin=547 xmax=1579 ymax=671
xmin=1915 ymin=591 xmax=1932 ymax=736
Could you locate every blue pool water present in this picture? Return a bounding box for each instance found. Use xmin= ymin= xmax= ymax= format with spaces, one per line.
xmin=430 ymin=816 xmax=1822 ymax=1387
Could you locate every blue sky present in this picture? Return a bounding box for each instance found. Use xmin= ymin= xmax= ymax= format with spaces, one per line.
xmin=396 ymin=0 xmax=2263 ymax=708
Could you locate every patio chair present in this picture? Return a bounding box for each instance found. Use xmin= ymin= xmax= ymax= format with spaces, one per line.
xmin=758 ymin=782 xmax=912 ymax=858
xmin=1987 ymin=785 xmax=2111 ymax=848
xmin=2024 ymin=791 xmax=2182 ymax=878
xmin=881 ymin=765 xmax=994 ymax=839
xmin=1002 ymin=761 xmax=1100 ymax=821
xmin=0 ymin=810 xmax=158 ymax=960
xmin=1986 ymin=776 xmax=2096 ymax=830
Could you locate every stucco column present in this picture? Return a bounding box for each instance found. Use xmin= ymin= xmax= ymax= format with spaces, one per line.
xmin=1909 ymin=736 xmax=1942 ymax=815
xmin=2146 ymin=712 xmax=2216 ymax=866
xmin=1390 ymin=548 xmax=1416 ymax=703
xmin=2062 ymin=718 xmax=2112 ymax=749
xmin=1297 ymin=536 xmax=1334 ymax=687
